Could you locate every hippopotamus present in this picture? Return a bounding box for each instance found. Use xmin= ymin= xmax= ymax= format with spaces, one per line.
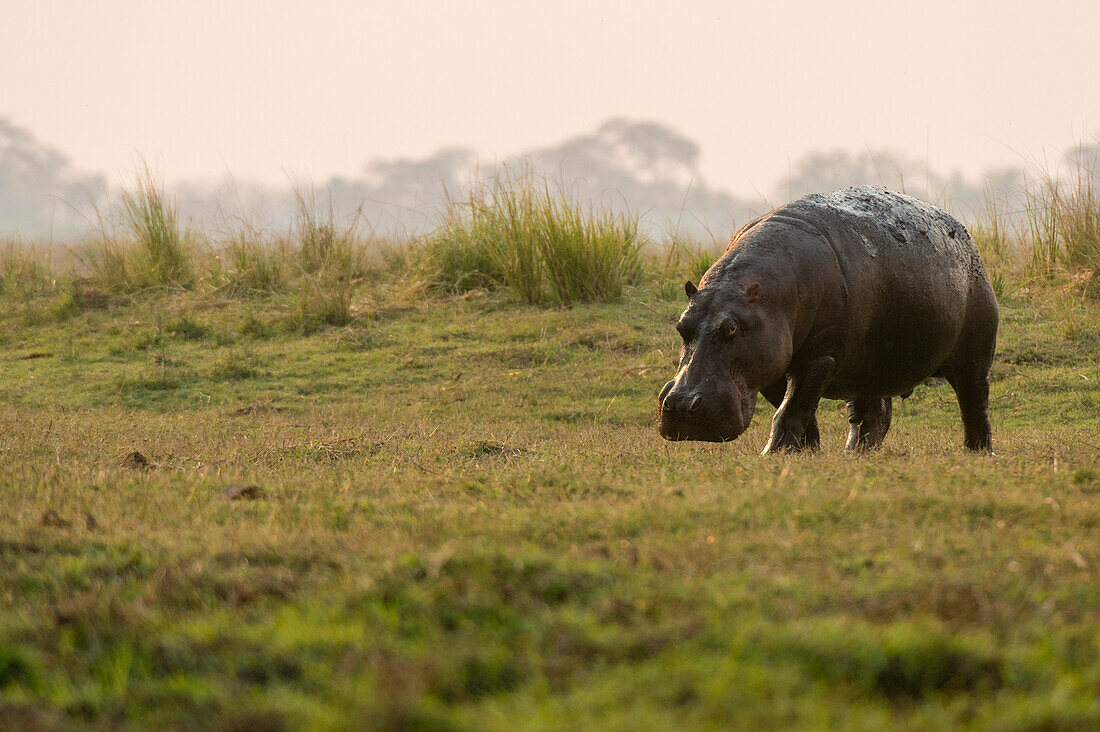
xmin=657 ymin=185 xmax=998 ymax=453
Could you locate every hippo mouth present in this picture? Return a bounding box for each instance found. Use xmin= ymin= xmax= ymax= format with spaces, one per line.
xmin=656 ymin=379 xmax=758 ymax=442
xmin=657 ymin=415 xmax=745 ymax=442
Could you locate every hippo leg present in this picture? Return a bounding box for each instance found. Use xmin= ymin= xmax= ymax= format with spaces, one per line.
xmin=762 ymin=356 xmax=835 ymax=455
xmin=940 ymin=288 xmax=996 ymax=453
xmin=762 ymin=379 xmax=821 ymax=452
xmin=943 ymin=371 xmax=992 ymax=452
xmin=845 ymin=397 xmax=892 ymax=450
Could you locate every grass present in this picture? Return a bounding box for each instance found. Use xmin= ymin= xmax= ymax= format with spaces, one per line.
xmin=535 ymin=186 xmax=643 ymax=304
xmin=660 ymin=235 xmax=725 ymax=287
xmin=213 ymin=220 xmax=293 ymax=298
xmin=1 ymin=238 xmax=54 ymax=298
xmin=40 ymin=155 xmax=1100 ymax=309
xmin=1024 ymin=176 xmax=1062 ymax=283
xmin=422 ymin=169 xmax=644 ymax=304
xmin=965 ymin=145 xmax=1100 ymax=296
xmin=1 ymin=166 xmax=1099 ymax=727
xmin=292 ymin=186 xmax=367 ymax=279
xmin=120 ymin=168 xmax=193 ymax=288
xmin=0 ymin=276 xmax=1098 ymax=728
xmin=81 ymin=165 xmax=194 ymax=292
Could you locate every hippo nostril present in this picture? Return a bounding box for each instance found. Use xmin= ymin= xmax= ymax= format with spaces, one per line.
xmin=688 ymin=394 xmax=702 ymax=412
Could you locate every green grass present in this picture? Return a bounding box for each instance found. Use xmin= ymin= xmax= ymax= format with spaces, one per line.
xmin=1 ymin=239 xmax=54 ymax=298
xmin=80 ymin=165 xmax=195 ymax=292
xmin=212 ymin=222 xmax=293 ymax=298
xmin=1 ymin=280 xmax=1098 ymax=729
xmin=2 ymin=164 xmax=1099 ymax=727
xmin=660 ymin=235 xmax=726 ymax=287
xmin=421 ymin=169 xmax=644 ymax=304
xmin=966 ymin=149 xmax=1100 ymax=297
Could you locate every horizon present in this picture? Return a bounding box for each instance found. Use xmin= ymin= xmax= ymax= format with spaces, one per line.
xmin=5 ymin=1 xmax=1099 ymax=199
xmin=4 ymin=113 xmax=1097 ymax=242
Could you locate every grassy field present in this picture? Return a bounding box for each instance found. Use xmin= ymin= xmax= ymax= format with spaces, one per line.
xmin=1 ymin=274 xmax=1098 ymax=728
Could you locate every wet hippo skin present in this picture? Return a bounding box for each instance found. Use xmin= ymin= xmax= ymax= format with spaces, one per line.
xmin=657 ymin=186 xmax=998 ymax=454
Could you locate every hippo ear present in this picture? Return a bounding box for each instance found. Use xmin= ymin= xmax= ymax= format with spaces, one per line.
xmin=741 ymin=280 xmax=761 ymax=305
xmin=685 ymin=281 xmax=698 ymax=300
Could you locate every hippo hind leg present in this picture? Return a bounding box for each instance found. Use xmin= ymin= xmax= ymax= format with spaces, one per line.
xmin=942 ymin=369 xmax=992 ymax=452
xmin=845 ymin=397 xmax=892 ymax=450
xmin=940 ymin=279 xmax=997 ymax=452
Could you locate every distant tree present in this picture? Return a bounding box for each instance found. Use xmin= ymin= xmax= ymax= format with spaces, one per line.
xmin=519 ymin=118 xmax=758 ymax=241
xmin=0 ymin=118 xmax=105 ymax=239
xmin=1061 ymin=135 xmax=1100 ymax=187
xmin=10 ymin=116 xmax=1074 ymax=246
xmin=315 ymin=118 xmax=763 ymax=241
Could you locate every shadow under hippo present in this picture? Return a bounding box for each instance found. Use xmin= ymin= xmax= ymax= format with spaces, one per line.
xmin=657 ymin=185 xmax=998 ymax=454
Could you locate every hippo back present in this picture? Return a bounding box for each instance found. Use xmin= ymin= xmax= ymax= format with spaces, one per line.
xmin=764 ymin=186 xmax=987 ymax=398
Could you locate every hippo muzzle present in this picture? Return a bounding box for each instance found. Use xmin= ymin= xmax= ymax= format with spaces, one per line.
xmin=657 ymin=377 xmax=757 ymax=442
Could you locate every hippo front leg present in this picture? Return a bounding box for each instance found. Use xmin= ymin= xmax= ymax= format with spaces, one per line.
xmin=762 ymin=356 xmax=836 ymax=455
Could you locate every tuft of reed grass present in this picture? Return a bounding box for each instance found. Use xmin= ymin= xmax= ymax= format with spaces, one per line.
xmin=293 ymin=186 xmax=367 ymax=279
xmin=659 ymin=234 xmax=724 ymax=286
xmin=290 ymin=273 xmax=356 ymax=332
xmin=83 ymin=165 xmax=193 ymax=292
xmin=286 ymin=186 xmax=371 ymax=328
xmin=423 ymin=185 xmax=512 ymax=296
xmin=120 ymin=165 xmax=193 ymax=288
xmin=1052 ymin=154 xmax=1100 ymax=298
xmin=82 ymin=221 xmax=132 ymax=293
xmin=1023 ymin=176 xmax=1061 ymax=283
xmin=214 ymin=221 xmax=292 ymax=298
xmin=1056 ymin=148 xmax=1100 ymax=271
xmin=1013 ymin=143 xmax=1100 ymax=293
xmin=684 ymin=245 xmax=720 ymax=284
xmin=484 ymin=175 xmax=543 ymax=304
xmin=1 ymin=239 xmax=53 ymax=298
xmin=968 ymin=191 xmax=1008 ymax=266
xmin=422 ymin=168 xmax=643 ymax=305
xmin=963 ymin=191 xmax=1015 ymax=299
xmin=537 ymin=186 xmax=643 ymax=305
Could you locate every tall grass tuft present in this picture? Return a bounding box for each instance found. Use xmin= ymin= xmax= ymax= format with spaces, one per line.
xmin=422 ymin=168 xmax=643 ymax=305
xmin=1014 ymin=143 xmax=1100 ymax=294
xmin=684 ymin=243 xmax=721 ymax=284
xmin=1052 ymin=152 xmax=1100 ymax=298
xmin=215 ymin=220 xmax=292 ymax=297
xmin=83 ymin=208 xmax=134 ymax=293
xmin=293 ymin=187 xmax=366 ymax=278
xmin=1 ymin=239 xmax=52 ymax=298
xmin=968 ymin=191 xmax=1008 ymax=266
xmin=423 ymin=181 xmax=515 ymax=297
xmin=485 ymin=176 xmax=543 ymax=304
xmin=288 ymin=186 xmax=369 ymax=328
xmin=660 ymin=234 xmax=724 ymax=286
xmin=291 ymin=273 xmax=356 ymax=332
xmin=82 ymin=165 xmax=193 ymax=292
xmin=965 ymin=191 xmax=1014 ymax=299
xmin=120 ymin=166 xmax=192 ymax=288
xmin=537 ymin=186 xmax=643 ymax=305
xmin=1023 ymin=176 xmax=1061 ymax=283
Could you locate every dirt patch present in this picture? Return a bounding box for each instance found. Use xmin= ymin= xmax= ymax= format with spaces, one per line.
xmin=222 ymin=485 xmax=265 ymax=501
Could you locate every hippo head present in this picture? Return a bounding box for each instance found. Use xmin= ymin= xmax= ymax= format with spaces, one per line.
xmin=657 ymin=277 xmax=791 ymax=442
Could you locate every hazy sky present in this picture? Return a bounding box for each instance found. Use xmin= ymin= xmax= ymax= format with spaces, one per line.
xmin=4 ymin=0 xmax=1099 ymax=195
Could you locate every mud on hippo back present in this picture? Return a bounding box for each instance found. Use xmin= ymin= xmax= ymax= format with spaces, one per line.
xmin=657 ymin=185 xmax=998 ymax=454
